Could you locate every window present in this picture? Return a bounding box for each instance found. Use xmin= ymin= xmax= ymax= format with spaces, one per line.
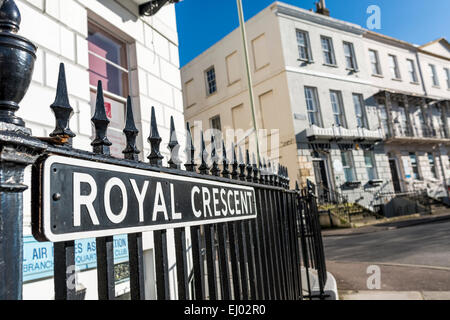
xmin=430 ymin=64 xmax=439 ymax=87
xmin=364 ymin=151 xmax=377 ymax=181
xmin=210 ymin=115 xmax=222 ymax=131
xmin=445 ymin=68 xmax=450 ymax=89
xmin=388 ymin=54 xmax=401 ymax=79
xmin=369 ymin=49 xmax=382 ymax=75
xmin=409 ymin=153 xmax=421 ymax=180
xmin=226 ymin=51 xmax=241 ymax=85
xmin=210 ymin=115 xmax=222 ymax=141
xmin=88 ymin=23 xmax=129 ymax=97
xmin=431 ymin=105 xmax=445 ymax=138
xmin=428 ymin=153 xmax=438 ymax=179
xmin=394 ymin=104 xmax=409 ymax=136
xmin=88 ymin=21 xmax=130 ymax=158
xmin=205 ymin=66 xmax=217 ymax=95
xmin=407 ymin=59 xmax=418 ymax=83
xmin=330 ymin=90 xmax=346 ymax=127
xmin=321 ymin=36 xmax=336 ymax=65
xmin=252 ymin=34 xmax=270 ymax=70
xmin=305 ymin=87 xmax=322 ymax=126
xmin=343 ymin=42 xmax=358 ymax=70
xmin=413 ymin=106 xmax=427 ymax=137
xmin=341 ymin=151 xmax=356 ymax=182
xmin=378 ymin=100 xmax=390 ymax=137
xmin=353 ymin=94 xmax=367 ymax=128
xmin=296 ymin=30 xmax=313 ymax=62
xmin=185 ymin=79 xmax=195 ymax=107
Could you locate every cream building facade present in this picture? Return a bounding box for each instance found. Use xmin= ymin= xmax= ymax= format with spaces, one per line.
xmin=181 ymin=1 xmax=450 ymax=208
xmin=16 ymin=0 xmax=186 ymax=300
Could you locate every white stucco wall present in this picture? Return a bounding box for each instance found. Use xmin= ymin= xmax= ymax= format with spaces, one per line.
xmin=16 ymin=0 xmax=185 ymax=300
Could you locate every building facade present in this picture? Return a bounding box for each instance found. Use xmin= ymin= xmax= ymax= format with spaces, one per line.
xmin=180 ymin=1 xmax=450 ymax=209
xmin=16 ymin=0 xmax=185 ymax=299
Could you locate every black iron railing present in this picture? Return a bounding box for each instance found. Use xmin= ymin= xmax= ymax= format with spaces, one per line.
xmin=297 ymin=182 xmax=328 ymax=299
xmin=372 ymin=190 xmax=432 ymax=218
xmin=0 ymin=0 xmax=328 ymax=301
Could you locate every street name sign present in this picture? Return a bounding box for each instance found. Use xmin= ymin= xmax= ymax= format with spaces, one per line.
xmin=34 ymin=156 xmax=258 ymax=242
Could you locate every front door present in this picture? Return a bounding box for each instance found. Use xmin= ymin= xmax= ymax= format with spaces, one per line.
xmin=313 ymin=160 xmax=330 ymax=204
xmin=389 ymin=159 xmax=401 ymax=193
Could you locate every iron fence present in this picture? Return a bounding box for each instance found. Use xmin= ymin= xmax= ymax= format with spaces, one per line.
xmin=372 ymin=190 xmax=432 ymax=218
xmin=0 ymin=1 xmax=328 ymax=301
xmin=298 ymin=182 xmax=328 ymax=299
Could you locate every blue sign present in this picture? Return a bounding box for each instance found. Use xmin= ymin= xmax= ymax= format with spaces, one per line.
xmin=23 ymin=235 xmax=129 ymax=283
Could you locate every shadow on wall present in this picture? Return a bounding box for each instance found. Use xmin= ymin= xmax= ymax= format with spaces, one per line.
xmin=97 ymin=0 xmax=139 ymax=23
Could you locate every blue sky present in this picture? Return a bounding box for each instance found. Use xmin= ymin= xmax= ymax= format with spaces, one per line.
xmin=175 ymin=0 xmax=450 ymax=67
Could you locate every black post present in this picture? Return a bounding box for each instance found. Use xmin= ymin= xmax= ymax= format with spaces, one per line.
xmin=49 ymin=63 xmax=78 ymax=300
xmin=168 ymin=117 xmax=189 ymax=300
xmin=148 ymin=106 xmax=170 ymax=300
xmin=0 ymin=0 xmax=41 ymax=300
xmin=123 ymin=97 xmax=145 ymax=300
xmin=91 ymin=81 xmax=116 ymax=300
xmin=185 ymin=124 xmax=203 ymax=300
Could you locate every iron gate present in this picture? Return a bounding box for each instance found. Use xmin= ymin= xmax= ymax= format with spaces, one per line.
xmin=0 ymin=0 xmax=327 ymax=301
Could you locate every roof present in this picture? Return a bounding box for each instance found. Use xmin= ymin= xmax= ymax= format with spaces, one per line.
xmin=419 ymin=37 xmax=450 ymax=50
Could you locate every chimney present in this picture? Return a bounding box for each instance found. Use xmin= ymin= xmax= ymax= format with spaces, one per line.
xmin=315 ymin=0 xmax=330 ymax=16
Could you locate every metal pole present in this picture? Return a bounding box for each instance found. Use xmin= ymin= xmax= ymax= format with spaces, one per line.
xmin=236 ymin=0 xmax=261 ymax=164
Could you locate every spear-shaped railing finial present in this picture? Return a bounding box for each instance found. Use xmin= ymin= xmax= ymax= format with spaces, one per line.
xmin=282 ymin=166 xmax=287 ymax=188
xmin=148 ymin=106 xmax=164 ymax=167
xmin=276 ymin=164 xmax=282 ymax=187
xmin=238 ymin=147 xmax=246 ymax=181
xmin=267 ymin=161 xmax=272 ymax=185
xmin=231 ymin=143 xmax=238 ymax=180
xmin=198 ymin=131 xmax=209 ymax=174
xmin=123 ymin=96 xmax=140 ymax=161
xmin=221 ymin=140 xmax=230 ymax=178
xmin=285 ymin=166 xmax=290 ymax=189
xmin=167 ymin=116 xmax=181 ymax=169
xmin=91 ymin=81 xmax=112 ymax=155
xmin=245 ymin=149 xmax=252 ymax=182
xmin=49 ymin=63 xmax=75 ymax=140
xmin=184 ymin=123 xmax=196 ymax=172
xmin=210 ymin=134 xmax=220 ymax=176
xmin=258 ymin=159 xmax=264 ymax=184
xmin=252 ymin=153 xmax=259 ymax=183
xmin=262 ymin=158 xmax=268 ymax=185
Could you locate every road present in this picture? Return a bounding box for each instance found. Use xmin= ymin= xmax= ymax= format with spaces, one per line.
xmin=323 ymin=220 xmax=450 ymax=292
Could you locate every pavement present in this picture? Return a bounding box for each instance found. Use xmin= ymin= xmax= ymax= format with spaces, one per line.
xmin=322 ymin=212 xmax=450 ymax=237
xmin=323 ymin=217 xmax=450 ymax=300
xmin=340 ymin=291 xmax=450 ymax=300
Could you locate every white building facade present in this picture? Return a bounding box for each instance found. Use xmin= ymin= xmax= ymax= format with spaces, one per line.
xmin=16 ymin=0 xmax=186 ymax=299
xmin=181 ymin=1 xmax=450 ymax=209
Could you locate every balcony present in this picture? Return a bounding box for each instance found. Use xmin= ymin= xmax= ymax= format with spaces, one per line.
xmin=384 ymin=124 xmax=450 ymax=145
xmin=306 ymin=125 xmax=383 ymax=142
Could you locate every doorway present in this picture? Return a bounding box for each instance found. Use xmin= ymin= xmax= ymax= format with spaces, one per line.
xmin=313 ymin=159 xmax=331 ymax=204
xmin=389 ymin=159 xmax=402 ymax=193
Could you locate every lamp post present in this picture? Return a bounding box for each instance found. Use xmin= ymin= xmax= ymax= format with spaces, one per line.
xmin=236 ymin=0 xmax=261 ymax=164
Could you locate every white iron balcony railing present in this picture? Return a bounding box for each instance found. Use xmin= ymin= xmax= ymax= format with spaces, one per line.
xmin=306 ymin=125 xmax=383 ymax=141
